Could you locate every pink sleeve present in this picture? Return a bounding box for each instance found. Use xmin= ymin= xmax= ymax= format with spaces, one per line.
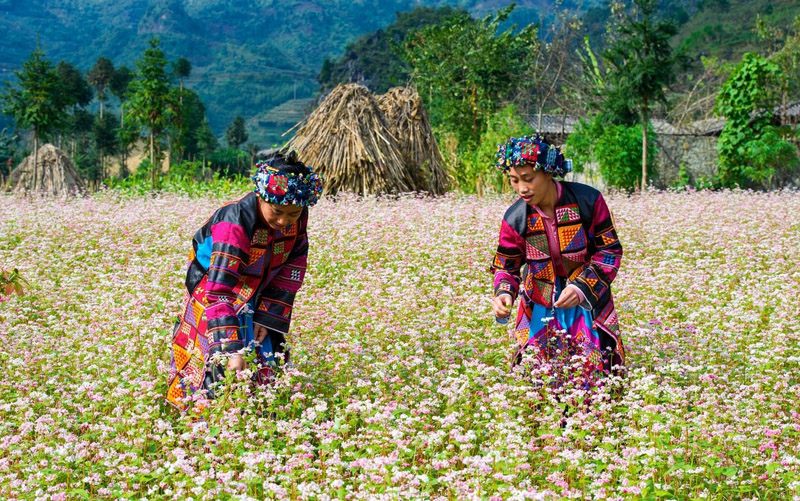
xmin=490 ymin=219 xmax=526 ymax=300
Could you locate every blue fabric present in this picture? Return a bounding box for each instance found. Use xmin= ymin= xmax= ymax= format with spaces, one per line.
xmin=196 ymin=235 xmax=213 ymax=270
xmin=238 ymin=298 xmax=274 ymax=363
xmin=522 ymin=277 xmax=599 ymax=351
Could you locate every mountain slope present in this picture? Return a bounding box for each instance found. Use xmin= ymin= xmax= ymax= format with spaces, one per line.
xmin=0 ymin=0 xmax=600 ymax=144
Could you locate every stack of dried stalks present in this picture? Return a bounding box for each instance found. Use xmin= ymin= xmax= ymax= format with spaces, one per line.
xmin=377 ymin=86 xmax=451 ymax=195
xmin=7 ymin=143 xmax=85 ymax=196
xmin=284 ymin=83 xmax=414 ymax=196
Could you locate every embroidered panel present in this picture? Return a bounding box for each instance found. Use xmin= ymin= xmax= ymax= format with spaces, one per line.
xmin=525 ymin=276 xmax=554 ymax=306
xmin=528 ymin=260 xmax=555 ymax=282
xmin=525 ymin=233 xmax=549 ymax=260
xmin=242 ymin=246 xmax=269 ymax=275
xmin=275 ymin=224 xmax=298 ymax=238
xmin=252 ymin=228 xmax=271 ymax=245
xmin=562 ymin=251 xmax=588 ymax=277
xmin=556 ymin=204 xmax=581 ymax=223
xmin=527 ymin=213 xmax=545 ymax=233
xmin=558 ymin=223 xmax=586 ymax=253
xmin=598 ymin=229 xmax=619 ymax=248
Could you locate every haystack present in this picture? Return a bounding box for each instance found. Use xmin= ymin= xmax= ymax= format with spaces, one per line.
xmin=377 ymin=87 xmax=450 ymax=195
xmin=7 ymin=144 xmax=85 ymax=196
xmin=284 ymin=83 xmax=414 ymax=196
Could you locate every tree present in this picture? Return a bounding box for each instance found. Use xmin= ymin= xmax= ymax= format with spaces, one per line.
xmin=173 ymin=57 xmax=191 ymax=102
xmin=56 ymin=62 xmax=93 ymax=111
xmin=127 ymin=38 xmax=174 ymax=189
xmin=178 ymin=89 xmax=208 ymax=161
xmin=405 ymin=5 xmax=539 ymax=147
xmin=0 ymin=128 xmax=19 ymax=184
xmin=225 ymin=115 xmax=248 ymax=175
xmin=1 ymin=43 xmax=67 ymax=191
xmin=246 ymin=142 xmax=261 ymax=171
xmin=225 ymin=115 xmax=248 ymax=149
xmin=93 ymin=112 xmax=118 ymax=182
xmin=87 ymin=57 xmax=114 ymax=120
xmin=517 ymin=9 xmax=583 ymax=130
xmin=756 ymin=15 xmax=800 ymax=127
xmin=602 ymin=0 xmax=685 ymax=189
xmin=110 ymin=65 xmax=135 ymax=174
xmin=55 ymin=61 xmax=93 ymax=154
xmin=317 ymin=6 xmax=464 ymax=94
xmin=195 ymin=116 xmax=217 ymax=176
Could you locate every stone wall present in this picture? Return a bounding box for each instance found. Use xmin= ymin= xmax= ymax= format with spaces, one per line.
xmin=654 ymin=135 xmax=719 ymax=188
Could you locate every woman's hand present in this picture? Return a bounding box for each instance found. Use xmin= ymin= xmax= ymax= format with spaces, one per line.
xmin=554 ymin=287 xmax=580 ymax=309
xmin=492 ymin=294 xmax=513 ymax=319
xmin=226 ymin=354 xmax=245 ymax=372
xmin=254 ymin=325 xmax=267 ymax=344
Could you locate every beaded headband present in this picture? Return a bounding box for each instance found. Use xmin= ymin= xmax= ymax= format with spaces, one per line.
xmin=252 ymin=159 xmax=324 ymax=207
xmin=494 ymin=135 xmax=573 ymax=177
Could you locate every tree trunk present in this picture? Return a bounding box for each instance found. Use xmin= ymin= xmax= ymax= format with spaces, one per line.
xmin=472 ymin=84 xmax=479 ymax=144
xmin=120 ymin=102 xmax=127 ymax=176
xmin=150 ymin=123 xmax=156 ymax=191
xmin=33 ymin=128 xmax=39 ymax=192
xmin=99 ymin=99 xmax=104 ymax=120
xmin=641 ymin=100 xmax=648 ymax=191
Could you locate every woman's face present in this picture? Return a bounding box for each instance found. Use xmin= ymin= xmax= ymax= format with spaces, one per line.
xmin=259 ymin=200 xmax=303 ymax=231
xmin=507 ymin=164 xmax=553 ymax=206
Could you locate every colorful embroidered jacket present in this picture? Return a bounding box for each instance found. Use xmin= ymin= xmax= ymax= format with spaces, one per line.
xmin=490 ymin=182 xmax=622 ymax=337
xmin=185 ymin=192 xmax=308 ymax=357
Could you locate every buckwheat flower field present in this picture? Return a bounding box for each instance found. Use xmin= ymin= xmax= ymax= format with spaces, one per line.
xmin=1 ymin=189 xmax=799 ymax=500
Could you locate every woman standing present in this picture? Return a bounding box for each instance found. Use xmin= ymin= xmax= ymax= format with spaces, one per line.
xmin=490 ymin=135 xmax=624 ymax=385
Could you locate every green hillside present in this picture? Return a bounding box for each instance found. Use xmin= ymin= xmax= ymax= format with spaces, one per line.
xmin=0 ymin=0 xmax=598 ymax=144
xmin=675 ymin=0 xmax=800 ymax=59
xmin=2 ymin=0 xmax=795 ymax=146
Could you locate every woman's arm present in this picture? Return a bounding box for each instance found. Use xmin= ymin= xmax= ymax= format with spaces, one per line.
xmin=570 ymin=193 xmax=622 ymax=309
xmin=490 ymin=219 xmax=526 ymax=302
xmin=204 ymin=219 xmax=252 ymax=358
xmin=253 ymin=225 xmax=309 ymax=339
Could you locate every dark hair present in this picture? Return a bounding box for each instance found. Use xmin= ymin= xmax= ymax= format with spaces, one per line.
xmin=256 ymin=149 xmax=311 ymax=176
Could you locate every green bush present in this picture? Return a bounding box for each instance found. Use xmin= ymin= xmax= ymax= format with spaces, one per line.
xmin=104 ymin=161 xmax=250 ymax=198
xmin=715 ymin=52 xmax=798 ymax=188
xmin=740 ymin=125 xmax=798 ymax=186
xmin=566 ymin=117 xmax=657 ymax=190
xmin=457 ymin=104 xmax=531 ymax=194
xmin=167 ymin=160 xmax=204 ymax=180
xmin=208 ymin=147 xmax=250 ymax=178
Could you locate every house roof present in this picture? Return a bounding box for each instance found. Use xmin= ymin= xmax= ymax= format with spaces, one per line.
xmin=529 ymin=113 xmax=726 ymax=137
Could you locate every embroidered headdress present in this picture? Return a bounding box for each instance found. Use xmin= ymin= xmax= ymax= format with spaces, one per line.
xmin=494 ymin=135 xmax=573 ymax=177
xmin=252 ymin=152 xmax=324 ymax=207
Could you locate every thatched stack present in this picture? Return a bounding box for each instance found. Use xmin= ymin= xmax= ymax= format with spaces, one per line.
xmin=377 ymin=86 xmax=450 ymax=195
xmin=7 ymin=144 xmax=85 ymax=196
xmin=284 ymin=83 xmax=414 ymax=196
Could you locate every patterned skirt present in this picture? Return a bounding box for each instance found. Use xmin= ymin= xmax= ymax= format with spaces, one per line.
xmin=513 ymin=277 xmax=621 ymax=388
xmin=166 ymin=279 xmax=275 ymax=412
